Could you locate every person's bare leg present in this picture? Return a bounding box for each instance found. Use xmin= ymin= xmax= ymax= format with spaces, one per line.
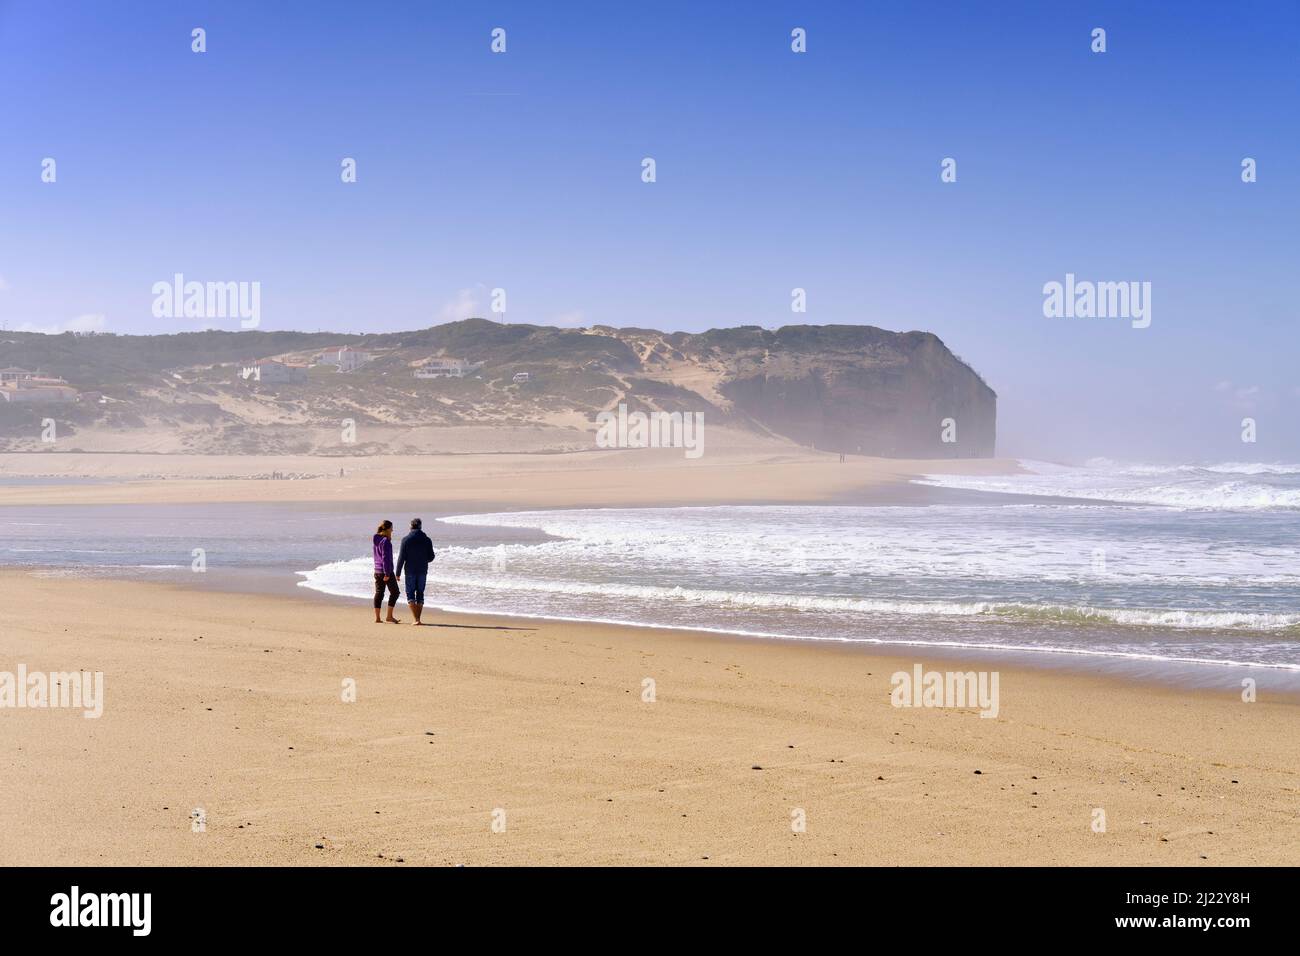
xmin=374 ymin=606 xmax=382 ymax=623
xmin=385 ymin=602 xmax=400 ymax=623
xmin=412 ymin=602 xmax=423 ymax=625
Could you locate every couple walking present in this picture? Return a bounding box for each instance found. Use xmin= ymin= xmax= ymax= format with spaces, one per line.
xmin=373 ymin=518 xmax=435 ymax=625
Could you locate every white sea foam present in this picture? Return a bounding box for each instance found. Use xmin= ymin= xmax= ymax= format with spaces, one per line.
xmin=915 ymin=459 xmax=1300 ymax=510
xmin=295 ymin=579 xmax=1300 ymax=672
xmin=297 ymin=556 xmax=1300 ymax=632
xmin=297 ymin=495 xmax=1300 ymax=670
xmin=435 ymin=506 xmax=1300 ymax=588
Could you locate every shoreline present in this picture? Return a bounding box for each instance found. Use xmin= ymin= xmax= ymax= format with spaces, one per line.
xmin=285 ymin=582 xmax=1300 ymax=698
xmin=2 ymin=569 xmax=1297 ymax=866
xmin=15 ymin=557 xmax=1296 ymax=695
xmin=1 ymin=449 xmax=1293 ymax=694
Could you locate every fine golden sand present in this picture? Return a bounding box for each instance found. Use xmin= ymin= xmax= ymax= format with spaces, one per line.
xmin=2 ymin=575 xmax=1297 ymax=866
xmin=0 ymin=443 xmax=1015 ymax=507
xmin=0 ymin=449 xmax=1296 ymax=865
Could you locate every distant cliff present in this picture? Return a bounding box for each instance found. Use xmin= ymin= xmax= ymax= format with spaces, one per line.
xmin=692 ymin=326 xmax=996 ymax=457
xmin=0 ymin=320 xmax=995 ymax=457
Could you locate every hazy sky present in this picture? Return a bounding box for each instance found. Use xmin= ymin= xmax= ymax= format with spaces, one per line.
xmin=1 ymin=1 xmax=1296 ymax=461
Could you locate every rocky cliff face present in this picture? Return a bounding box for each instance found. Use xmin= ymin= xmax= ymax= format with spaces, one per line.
xmin=693 ymin=326 xmax=996 ymax=457
xmin=0 ymin=320 xmax=995 ymax=457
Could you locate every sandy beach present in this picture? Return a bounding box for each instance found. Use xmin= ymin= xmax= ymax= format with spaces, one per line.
xmin=0 ymin=442 xmax=1017 ymax=507
xmin=1 ymin=571 xmax=1296 ymax=866
xmin=0 ymin=449 xmax=1297 ymax=866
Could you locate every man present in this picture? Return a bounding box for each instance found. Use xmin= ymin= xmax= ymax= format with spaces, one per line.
xmin=395 ymin=517 xmax=436 ymax=626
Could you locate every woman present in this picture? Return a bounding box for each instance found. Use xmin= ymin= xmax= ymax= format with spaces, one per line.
xmin=372 ymin=520 xmax=400 ymax=623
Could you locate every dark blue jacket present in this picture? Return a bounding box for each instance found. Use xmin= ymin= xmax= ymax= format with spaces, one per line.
xmin=395 ymin=529 xmax=435 ymax=577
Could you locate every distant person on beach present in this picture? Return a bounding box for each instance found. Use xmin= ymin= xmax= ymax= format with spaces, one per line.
xmin=372 ymin=520 xmax=400 ymax=623
xmin=395 ymin=518 xmax=436 ymax=626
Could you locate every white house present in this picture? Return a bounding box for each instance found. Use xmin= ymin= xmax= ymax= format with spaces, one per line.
xmin=414 ymin=357 xmax=483 ymax=379
xmin=0 ymin=380 xmax=76 ymax=403
xmin=511 ymin=371 xmax=531 ymax=384
xmin=242 ymin=360 xmax=308 ymax=384
xmin=317 ymin=346 xmax=373 ymax=372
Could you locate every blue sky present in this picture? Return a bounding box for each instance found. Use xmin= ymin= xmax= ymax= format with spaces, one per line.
xmin=1 ymin=1 xmax=1296 ymax=460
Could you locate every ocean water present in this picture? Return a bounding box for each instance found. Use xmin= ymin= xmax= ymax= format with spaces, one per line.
xmin=913 ymin=459 xmax=1300 ymax=511
xmin=3 ymin=461 xmax=1297 ymax=686
xmin=293 ymin=460 xmax=1300 ymax=682
xmin=0 ymin=501 xmax=550 ymax=593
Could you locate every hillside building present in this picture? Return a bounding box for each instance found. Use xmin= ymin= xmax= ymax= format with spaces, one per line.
xmin=0 ymin=370 xmax=77 ymax=403
xmin=241 ymin=359 xmax=309 ymax=384
xmin=414 ymin=357 xmax=483 ymax=379
xmin=317 ymin=346 xmax=373 ymax=372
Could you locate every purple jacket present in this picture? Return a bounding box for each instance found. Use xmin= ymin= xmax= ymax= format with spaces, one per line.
xmin=373 ymin=534 xmax=393 ymax=575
